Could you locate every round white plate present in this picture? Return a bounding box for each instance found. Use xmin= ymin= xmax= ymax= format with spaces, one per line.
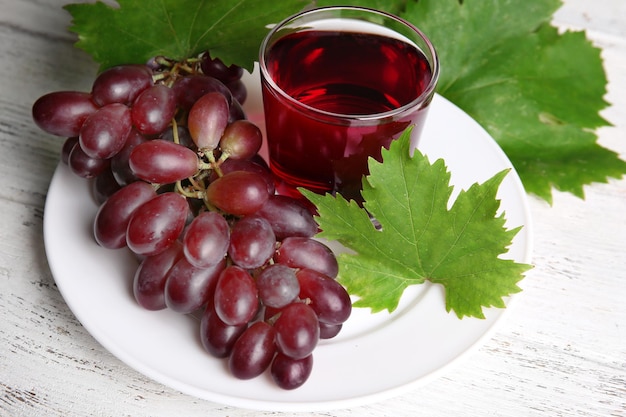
xmin=44 ymin=67 xmax=532 ymax=412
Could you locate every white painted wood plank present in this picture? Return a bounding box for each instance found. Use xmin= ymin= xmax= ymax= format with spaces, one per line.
xmin=0 ymin=0 xmax=624 ymax=416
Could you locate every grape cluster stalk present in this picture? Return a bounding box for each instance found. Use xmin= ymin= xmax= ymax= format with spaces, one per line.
xmin=32 ymin=52 xmax=352 ymax=390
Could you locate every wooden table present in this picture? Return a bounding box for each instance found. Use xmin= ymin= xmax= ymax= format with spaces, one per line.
xmin=1 ymin=0 xmax=624 ymax=415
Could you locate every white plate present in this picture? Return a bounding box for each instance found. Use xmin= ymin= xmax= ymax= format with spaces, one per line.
xmin=44 ymin=67 xmax=533 ymax=412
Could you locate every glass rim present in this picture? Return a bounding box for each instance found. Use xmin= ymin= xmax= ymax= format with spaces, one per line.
xmin=258 ymin=5 xmax=440 ymax=122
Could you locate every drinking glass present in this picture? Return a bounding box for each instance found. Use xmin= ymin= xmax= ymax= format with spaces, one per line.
xmin=259 ymin=6 xmax=439 ymax=201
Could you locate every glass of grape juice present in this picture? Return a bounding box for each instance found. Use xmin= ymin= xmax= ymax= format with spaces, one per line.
xmin=259 ymin=6 xmax=439 ymax=202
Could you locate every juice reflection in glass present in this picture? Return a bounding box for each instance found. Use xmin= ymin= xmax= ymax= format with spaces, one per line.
xmin=260 ymin=7 xmax=439 ymax=202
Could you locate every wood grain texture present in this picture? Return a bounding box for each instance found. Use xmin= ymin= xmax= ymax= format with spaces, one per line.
xmin=1 ymin=1 xmax=624 ymax=416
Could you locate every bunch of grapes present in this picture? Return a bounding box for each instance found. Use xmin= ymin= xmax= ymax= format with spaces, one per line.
xmin=32 ymin=53 xmax=352 ymax=390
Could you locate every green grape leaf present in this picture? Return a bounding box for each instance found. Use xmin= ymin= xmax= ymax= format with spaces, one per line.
xmin=302 ymin=128 xmax=532 ymax=319
xmin=400 ymin=0 xmax=626 ymax=203
xmin=63 ymin=0 xmax=308 ymax=72
xmin=63 ymin=0 xmax=624 ymax=202
xmin=314 ymin=0 xmax=407 ymax=16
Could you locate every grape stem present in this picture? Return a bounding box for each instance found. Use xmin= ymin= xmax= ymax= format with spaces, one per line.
xmin=151 ymin=55 xmax=203 ymax=86
xmin=202 ymin=194 xmax=219 ymax=213
xmin=175 ymin=180 xmax=204 ymax=199
xmin=173 ymin=172 xmax=221 ymax=214
xmin=152 ymin=72 xmax=168 ymax=83
xmin=204 ymin=149 xmax=224 ymax=177
xmin=217 ymin=152 xmax=231 ymax=165
xmin=187 ymin=175 xmax=205 ymax=192
xmin=171 ymin=118 xmax=181 ymax=144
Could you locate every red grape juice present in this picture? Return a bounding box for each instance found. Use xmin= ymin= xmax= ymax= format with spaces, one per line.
xmin=261 ymin=29 xmax=435 ymax=202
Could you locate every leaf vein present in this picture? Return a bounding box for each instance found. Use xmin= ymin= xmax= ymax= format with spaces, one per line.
xmin=193 ymin=0 xmax=246 ymax=51
xmin=157 ymin=0 xmax=184 ymax=53
xmin=429 ymin=187 xmax=493 ymax=276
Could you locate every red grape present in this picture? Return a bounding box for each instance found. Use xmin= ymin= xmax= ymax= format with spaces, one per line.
xmin=214 ymin=158 xmax=276 ymax=195
xmin=200 ymin=53 xmax=243 ymax=84
xmin=228 ymin=321 xmax=276 ymax=380
xmin=110 ymin=128 xmax=147 ymax=186
xmin=32 ymin=91 xmax=98 ymax=137
xmin=68 ymin=142 xmax=110 ymax=179
xmin=274 ymin=237 xmax=339 ymax=278
xmin=214 ymin=266 xmax=259 ymax=326
xmin=129 ymin=139 xmax=198 ymax=184
xmin=219 ymin=119 xmax=262 ymax=160
xmin=226 ymin=79 xmax=247 ymax=105
xmin=319 ymin=322 xmax=342 ymax=340
xmin=79 ymin=103 xmax=132 ymax=159
xmin=160 ymin=124 xmax=195 ymax=149
xmin=91 ymin=64 xmax=153 ymax=106
xmin=270 ymin=352 xmax=313 ymax=390
xmin=228 ymin=98 xmax=246 ymax=122
xmin=206 ymin=171 xmax=269 ymax=216
xmin=200 ymin=303 xmax=247 ymax=358
xmin=61 ymin=137 xmax=79 ymax=165
xmin=172 ymin=74 xmax=232 ymax=110
xmin=93 ymin=181 xmax=156 ymax=249
xmin=255 ymin=195 xmax=318 ymax=240
xmin=274 ymin=302 xmax=319 ymax=360
xmin=126 ymin=192 xmax=188 ymax=256
xmin=92 ymin=166 xmax=121 ymax=205
xmin=183 ymin=211 xmax=230 ymax=268
xmin=133 ymin=241 xmax=184 ymax=310
xmin=164 ymin=257 xmax=225 ymax=314
xmin=228 ymin=216 xmax=276 ymax=269
xmin=296 ymin=268 xmax=352 ymax=325
xmin=131 ymin=84 xmax=176 ymax=135
xmin=187 ymin=92 xmax=229 ymax=150
xmin=256 ymin=264 xmax=300 ymax=309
